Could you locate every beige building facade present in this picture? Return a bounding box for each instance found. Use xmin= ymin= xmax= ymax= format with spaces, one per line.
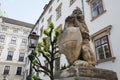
xmin=0 ymin=17 xmax=33 ymax=80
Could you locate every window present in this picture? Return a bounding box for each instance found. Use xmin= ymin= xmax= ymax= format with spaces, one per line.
xmin=16 ymin=67 xmax=22 ymax=75
xmin=90 ymin=0 xmax=104 ymax=18
xmin=3 ymin=66 xmax=10 ymax=75
xmin=2 ymin=26 xmax=7 ymax=31
xmin=0 ymin=34 xmax=5 ymax=42
xmin=21 ymin=39 xmax=27 ymax=46
xmin=47 ymin=15 xmax=52 ymax=25
xmin=13 ymin=29 xmax=18 ymax=33
xmin=95 ymin=36 xmax=111 ymax=60
xmin=56 ymin=3 xmax=62 ymax=20
xmin=91 ymin=25 xmax=115 ymax=63
xmin=70 ymin=0 xmax=76 ymax=6
xmin=55 ymin=57 xmax=60 ymax=71
xmin=41 ymin=18 xmax=44 ymax=23
xmin=40 ymin=26 xmax=43 ymax=37
xmin=7 ymin=51 xmax=14 ymax=60
xmin=23 ymin=31 xmax=28 ymax=35
xmin=18 ymin=52 xmax=24 ymax=62
xmin=35 ymin=27 xmax=39 ymax=34
xmin=10 ymin=36 xmax=17 ymax=44
xmin=49 ymin=7 xmax=52 ymax=13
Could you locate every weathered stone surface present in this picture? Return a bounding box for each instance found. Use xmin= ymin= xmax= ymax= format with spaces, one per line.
xmin=54 ymin=66 xmax=118 ymax=80
xmin=55 ymin=77 xmax=106 ymax=80
xmin=58 ymin=7 xmax=96 ymax=67
xmin=58 ymin=27 xmax=82 ymax=65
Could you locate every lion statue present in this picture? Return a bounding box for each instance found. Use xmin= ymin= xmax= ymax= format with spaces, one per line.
xmin=58 ymin=7 xmax=96 ymax=67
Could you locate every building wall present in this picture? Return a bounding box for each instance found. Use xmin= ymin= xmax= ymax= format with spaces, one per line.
xmin=84 ymin=0 xmax=120 ymax=79
xmin=0 ymin=17 xmax=32 ymax=80
xmin=35 ymin=0 xmax=82 ymax=32
xmin=33 ymin=0 xmax=120 ymax=80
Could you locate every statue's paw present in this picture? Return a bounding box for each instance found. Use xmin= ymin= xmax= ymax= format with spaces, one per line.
xmin=88 ymin=61 xmax=96 ymax=67
xmin=73 ymin=60 xmax=94 ymax=67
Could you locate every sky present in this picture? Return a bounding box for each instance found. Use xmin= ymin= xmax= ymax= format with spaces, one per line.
xmin=0 ymin=0 xmax=50 ymax=24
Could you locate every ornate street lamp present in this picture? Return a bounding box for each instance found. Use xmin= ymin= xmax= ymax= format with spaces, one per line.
xmin=28 ymin=32 xmax=39 ymax=49
xmin=27 ymin=32 xmax=39 ymax=80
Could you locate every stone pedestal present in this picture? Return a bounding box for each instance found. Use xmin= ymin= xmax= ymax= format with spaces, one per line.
xmin=54 ymin=66 xmax=118 ymax=80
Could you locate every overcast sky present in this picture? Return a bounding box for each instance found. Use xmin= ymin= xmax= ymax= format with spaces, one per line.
xmin=0 ymin=0 xmax=50 ymax=24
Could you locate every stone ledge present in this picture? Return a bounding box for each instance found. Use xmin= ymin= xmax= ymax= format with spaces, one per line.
xmin=97 ymin=57 xmax=116 ymax=64
xmin=54 ymin=66 xmax=118 ymax=80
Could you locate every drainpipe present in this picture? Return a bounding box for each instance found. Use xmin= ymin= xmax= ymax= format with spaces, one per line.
xmin=81 ymin=0 xmax=89 ymax=32
xmin=81 ymin=0 xmax=84 ymax=16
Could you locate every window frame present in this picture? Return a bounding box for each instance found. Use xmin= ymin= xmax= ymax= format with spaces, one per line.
xmin=16 ymin=67 xmax=22 ymax=75
xmin=47 ymin=15 xmax=52 ymax=25
xmin=56 ymin=3 xmax=62 ymax=20
xmin=13 ymin=29 xmax=18 ymax=33
xmin=2 ymin=26 xmax=7 ymax=31
xmin=0 ymin=34 xmax=5 ymax=42
xmin=21 ymin=39 xmax=27 ymax=46
xmin=10 ymin=36 xmax=17 ymax=44
xmin=95 ymin=35 xmax=111 ymax=60
xmin=49 ymin=7 xmax=52 ymax=13
xmin=90 ymin=0 xmax=106 ymax=21
xmin=23 ymin=31 xmax=28 ymax=35
xmin=41 ymin=18 xmax=44 ymax=23
xmin=18 ymin=52 xmax=25 ymax=62
xmin=7 ymin=51 xmax=14 ymax=60
xmin=40 ymin=26 xmax=44 ymax=37
xmin=3 ymin=66 xmax=10 ymax=75
xmin=91 ymin=25 xmax=115 ymax=64
xmin=70 ymin=0 xmax=76 ymax=6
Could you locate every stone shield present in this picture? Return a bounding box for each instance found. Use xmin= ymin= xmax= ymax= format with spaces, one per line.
xmin=58 ymin=27 xmax=82 ymax=65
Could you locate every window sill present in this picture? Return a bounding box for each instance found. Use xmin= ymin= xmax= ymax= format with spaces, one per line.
xmin=16 ymin=74 xmax=21 ymax=76
xmin=9 ymin=44 xmax=17 ymax=47
xmin=97 ymin=57 xmax=116 ymax=64
xmin=20 ymin=45 xmax=27 ymax=46
xmin=0 ymin=42 xmax=6 ymax=45
xmin=2 ymin=74 xmax=9 ymax=76
xmin=91 ymin=10 xmax=107 ymax=22
xmin=6 ymin=59 xmax=12 ymax=61
xmin=18 ymin=60 xmax=24 ymax=62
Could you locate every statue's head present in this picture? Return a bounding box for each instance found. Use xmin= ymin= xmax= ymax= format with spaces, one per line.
xmin=71 ymin=7 xmax=84 ymax=22
xmin=65 ymin=7 xmax=84 ymax=25
xmin=72 ymin=7 xmax=82 ymax=16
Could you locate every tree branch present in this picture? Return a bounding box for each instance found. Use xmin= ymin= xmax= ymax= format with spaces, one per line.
xmin=35 ymin=56 xmax=51 ymax=73
xmin=41 ymin=52 xmax=50 ymax=63
xmin=53 ymin=45 xmax=58 ymax=50
xmin=54 ymin=50 xmax=59 ymax=54
xmin=33 ymin=66 xmax=50 ymax=76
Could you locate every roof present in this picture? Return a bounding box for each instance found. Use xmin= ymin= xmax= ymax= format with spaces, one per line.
xmin=0 ymin=16 xmax=34 ymax=28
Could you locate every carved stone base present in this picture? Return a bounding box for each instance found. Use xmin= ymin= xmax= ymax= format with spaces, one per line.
xmin=54 ymin=66 xmax=118 ymax=80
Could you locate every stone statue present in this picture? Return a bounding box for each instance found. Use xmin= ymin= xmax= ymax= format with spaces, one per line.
xmin=58 ymin=7 xmax=96 ymax=67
